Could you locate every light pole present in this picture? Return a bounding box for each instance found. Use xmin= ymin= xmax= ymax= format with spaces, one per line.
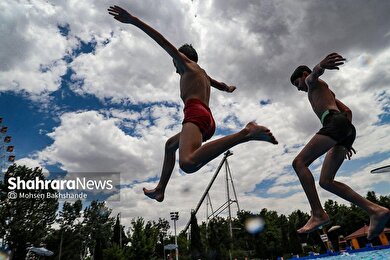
xmin=170 ymin=212 xmax=179 ymax=260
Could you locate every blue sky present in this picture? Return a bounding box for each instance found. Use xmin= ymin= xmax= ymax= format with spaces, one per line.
xmin=1 ymin=0 xmax=390 ymax=232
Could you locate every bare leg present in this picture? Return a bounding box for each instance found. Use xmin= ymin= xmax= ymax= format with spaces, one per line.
xmin=292 ymin=134 xmax=337 ymax=233
xmin=144 ymin=121 xmax=277 ymax=201
xmin=178 ymin=121 xmax=278 ymax=173
xmin=143 ymin=133 xmax=180 ymax=202
xmin=319 ymin=145 xmax=390 ymax=239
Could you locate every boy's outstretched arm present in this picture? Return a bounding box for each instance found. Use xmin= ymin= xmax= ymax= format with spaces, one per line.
xmin=108 ymin=5 xmax=187 ymax=73
xmin=209 ymin=77 xmax=236 ymax=93
xmin=306 ymin=53 xmax=346 ymax=85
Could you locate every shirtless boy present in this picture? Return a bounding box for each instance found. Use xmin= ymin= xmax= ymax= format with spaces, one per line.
xmin=290 ymin=53 xmax=390 ymax=239
xmin=108 ymin=5 xmax=277 ymax=202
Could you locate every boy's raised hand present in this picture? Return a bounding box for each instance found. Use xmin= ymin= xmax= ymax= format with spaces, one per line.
xmin=108 ymin=5 xmax=136 ymax=24
xmin=320 ymin=53 xmax=346 ymax=70
xmin=221 ymin=83 xmax=236 ymax=93
xmin=226 ymin=85 xmax=236 ymax=93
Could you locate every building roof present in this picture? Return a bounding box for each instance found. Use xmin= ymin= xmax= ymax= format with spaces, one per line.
xmin=345 ymin=224 xmax=390 ymax=240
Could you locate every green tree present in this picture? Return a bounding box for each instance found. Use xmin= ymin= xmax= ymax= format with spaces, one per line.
xmin=82 ymin=200 xmax=114 ymax=260
xmin=177 ymin=231 xmax=191 ymax=260
xmin=112 ymin=214 xmax=128 ymax=248
xmin=126 ymin=217 xmax=159 ymax=259
xmin=379 ymin=194 xmax=390 ymax=215
xmin=233 ymin=210 xmax=258 ymax=258
xmin=379 ymin=194 xmax=390 ymax=228
xmin=0 ymin=164 xmax=58 ymax=259
xmin=366 ymin=191 xmax=379 ymax=204
xmin=253 ymin=209 xmax=283 ymax=259
xmin=324 ymin=199 xmax=340 ymax=218
xmin=154 ymin=218 xmax=170 ymax=259
xmin=206 ymin=217 xmax=231 ymax=259
xmin=59 ymin=199 xmax=82 ymax=229
xmin=103 ymin=244 xmax=126 ymax=260
xmin=287 ymin=210 xmax=310 ymax=255
xmin=279 ymin=214 xmax=290 ymax=256
xmin=46 ymin=200 xmax=85 ymax=260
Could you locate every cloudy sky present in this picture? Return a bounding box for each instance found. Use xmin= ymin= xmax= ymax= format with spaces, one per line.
xmin=1 ymin=0 xmax=390 ymax=234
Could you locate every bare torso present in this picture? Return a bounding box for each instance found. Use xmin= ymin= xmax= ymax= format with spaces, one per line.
xmin=179 ymin=60 xmax=211 ymax=106
xmin=306 ymin=78 xmax=339 ymax=119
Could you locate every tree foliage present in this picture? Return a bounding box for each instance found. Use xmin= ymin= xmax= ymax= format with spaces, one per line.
xmin=0 ymin=164 xmax=58 ymax=259
xmin=46 ymin=200 xmax=85 ymax=260
xmin=82 ymin=200 xmax=115 ymax=260
xmin=126 ymin=217 xmax=170 ymax=259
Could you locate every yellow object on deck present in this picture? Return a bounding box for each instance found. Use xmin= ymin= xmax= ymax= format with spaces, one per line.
xmin=379 ymin=232 xmax=389 ymax=246
xmin=351 ymin=238 xmax=360 ymax=249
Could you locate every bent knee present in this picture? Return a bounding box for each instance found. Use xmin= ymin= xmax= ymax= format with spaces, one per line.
xmin=292 ymin=157 xmax=306 ymax=170
xmin=165 ymin=137 xmax=179 ymax=152
xmin=319 ymin=179 xmax=334 ymax=190
xmin=179 ymin=158 xmax=197 ymax=174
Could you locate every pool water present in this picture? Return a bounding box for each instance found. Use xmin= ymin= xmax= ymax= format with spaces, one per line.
xmin=315 ymin=248 xmax=390 ymax=259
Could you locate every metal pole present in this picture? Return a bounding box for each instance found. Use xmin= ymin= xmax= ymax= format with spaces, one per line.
xmin=206 ymin=195 xmax=209 ymax=239
xmin=226 ymin=162 xmax=233 ymax=260
xmin=183 ymin=150 xmax=233 ymax=233
xmin=226 ymin=163 xmax=233 ymax=239
xmin=170 ymin=212 xmax=179 ymax=260
xmin=174 ymin=219 xmax=178 ymax=260
xmin=226 ymin=160 xmax=240 ymax=212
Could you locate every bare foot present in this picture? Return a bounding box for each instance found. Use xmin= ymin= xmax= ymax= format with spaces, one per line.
xmin=297 ymin=214 xmax=330 ymax=234
xmin=244 ymin=122 xmax=278 ymax=144
xmin=367 ymin=207 xmax=390 ymax=240
xmin=143 ymin=187 xmax=164 ymax=202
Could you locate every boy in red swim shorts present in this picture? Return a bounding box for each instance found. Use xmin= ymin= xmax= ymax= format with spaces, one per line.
xmin=290 ymin=53 xmax=390 ymax=239
xmin=183 ymin=99 xmax=216 ymax=142
xmin=108 ymin=5 xmax=278 ymax=202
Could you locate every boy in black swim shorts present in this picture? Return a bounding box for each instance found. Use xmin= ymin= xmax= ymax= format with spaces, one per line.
xmin=290 ymin=53 xmax=390 ymax=239
xmin=317 ymin=109 xmax=356 ymax=150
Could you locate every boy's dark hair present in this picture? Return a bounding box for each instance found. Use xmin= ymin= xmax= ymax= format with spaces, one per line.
xmin=178 ymin=44 xmax=198 ymax=62
xmin=290 ymin=65 xmax=312 ymax=84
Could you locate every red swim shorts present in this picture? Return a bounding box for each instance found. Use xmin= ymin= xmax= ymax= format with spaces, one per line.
xmin=182 ymin=98 xmax=216 ymax=141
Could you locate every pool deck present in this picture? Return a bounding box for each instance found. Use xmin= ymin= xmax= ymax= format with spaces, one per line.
xmin=288 ymin=244 xmax=390 ymax=259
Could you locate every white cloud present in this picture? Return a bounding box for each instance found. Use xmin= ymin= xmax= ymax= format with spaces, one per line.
xmin=37 ymin=106 xmax=184 ymax=184
xmin=266 ymin=184 xmax=302 ymax=195
xmin=0 ymin=1 xmax=68 ymax=99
